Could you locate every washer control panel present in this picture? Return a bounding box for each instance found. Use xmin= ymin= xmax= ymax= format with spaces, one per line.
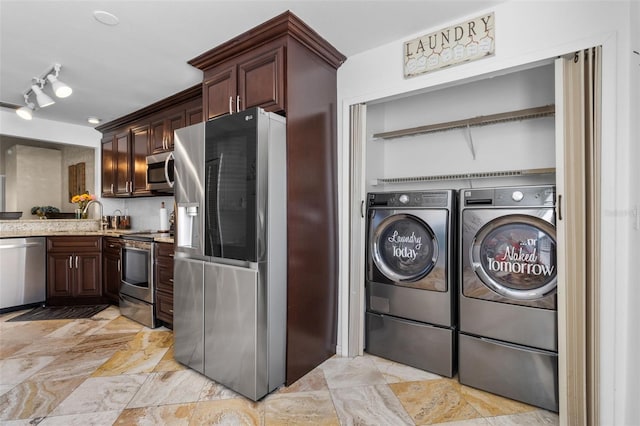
xmin=368 ymin=191 xmax=452 ymax=208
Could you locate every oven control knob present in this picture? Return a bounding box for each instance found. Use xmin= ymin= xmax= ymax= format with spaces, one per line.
xmin=512 ymin=190 xmax=524 ymax=202
xmin=398 ymin=194 xmax=410 ymax=205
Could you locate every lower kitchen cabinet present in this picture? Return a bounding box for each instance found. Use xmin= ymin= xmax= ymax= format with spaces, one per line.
xmin=47 ymin=236 xmax=102 ymax=305
xmin=155 ymin=241 xmax=174 ymax=326
xmin=102 ymin=237 xmax=121 ymax=304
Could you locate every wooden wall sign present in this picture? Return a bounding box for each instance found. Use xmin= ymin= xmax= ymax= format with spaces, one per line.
xmin=68 ymin=162 xmax=86 ymax=201
xmin=404 ymin=12 xmax=495 ymax=78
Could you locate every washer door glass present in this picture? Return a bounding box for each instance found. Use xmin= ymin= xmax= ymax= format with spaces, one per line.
xmin=471 ymin=215 xmax=556 ymax=300
xmin=372 ymin=214 xmax=438 ymax=282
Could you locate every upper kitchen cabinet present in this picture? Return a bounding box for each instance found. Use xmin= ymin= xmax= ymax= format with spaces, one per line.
xmin=97 ymin=85 xmax=202 ymax=197
xmin=202 ymin=45 xmax=284 ymax=120
xmin=100 ymin=125 xmax=150 ymax=197
xmin=150 ymin=109 xmax=184 ymax=153
xmin=150 ymin=99 xmax=202 ymax=153
xmin=188 ymin=10 xmax=346 ymax=385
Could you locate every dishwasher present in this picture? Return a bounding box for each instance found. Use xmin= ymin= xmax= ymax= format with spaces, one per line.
xmin=0 ymin=237 xmax=46 ymax=313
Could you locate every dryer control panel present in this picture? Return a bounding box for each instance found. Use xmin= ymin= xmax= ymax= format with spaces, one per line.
xmin=463 ymin=185 xmax=555 ymax=208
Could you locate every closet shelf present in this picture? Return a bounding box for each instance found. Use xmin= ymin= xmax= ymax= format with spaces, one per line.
xmin=374 ymin=167 xmax=556 ymax=185
xmin=372 ymin=104 xmax=555 ymax=140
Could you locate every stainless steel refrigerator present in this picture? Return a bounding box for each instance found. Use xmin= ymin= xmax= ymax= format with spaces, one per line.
xmin=173 ymin=108 xmax=287 ymax=401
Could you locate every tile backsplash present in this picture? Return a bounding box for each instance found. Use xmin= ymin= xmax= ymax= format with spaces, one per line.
xmin=101 ymin=196 xmax=174 ymax=232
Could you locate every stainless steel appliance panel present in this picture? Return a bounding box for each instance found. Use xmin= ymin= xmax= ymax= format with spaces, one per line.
xmin=119 ymin=240 xmax=154 ymax=304
xmin=461 ymin=207 xmax=557 ymax=309
xmin=146 ymin=151 xmax=174 ymax=192
xmin=174 ymin=122 xmax=205 ymax=259
xmin=459 ymin=333 xmax=558 ymax=412
xmin=367 ymin=281 xmax=453 ymax=327
xmin=366 ymin=312 xmax=454 ymax=377
xmin=173 ymin=257 xmax=205 ymax=373
xmin=204 ymin=262 xmax=267 ymax=401
xmin=0 ymin=237 xmax=46 ymax=311
xmin=460 ymin=294 xmax=557 ymax=351
xmin=119 ymin=293 xmax=156 ymax=328
xmin=367 ymin=208 xmax=450 ymax=292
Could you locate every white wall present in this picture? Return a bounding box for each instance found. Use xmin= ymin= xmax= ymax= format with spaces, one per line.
xmin=366 ymin=64 xmax=556 ymax=193
xmin=5 ymin=145 xmax=61 ymax=217
xmin=337 ymin=1 xmax=637 ymax=424
xmin=0 ymin=110 xmax=102 ymax=197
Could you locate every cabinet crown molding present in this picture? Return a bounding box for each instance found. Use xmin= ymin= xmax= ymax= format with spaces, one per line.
xmin=188 ymin=10 xmax=346 ymax=71
xmin=96 ymin=84 xmax=201 ymax=133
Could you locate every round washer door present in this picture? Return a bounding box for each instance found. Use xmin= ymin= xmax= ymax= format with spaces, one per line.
xmin=371 ymin=214 xmax=438 ymax=282
xmin=470 ymin=214 xmax=557 ymax=300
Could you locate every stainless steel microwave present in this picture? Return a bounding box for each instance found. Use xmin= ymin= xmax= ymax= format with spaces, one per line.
xmin=146 ymin=151 xmax=174 ymax=192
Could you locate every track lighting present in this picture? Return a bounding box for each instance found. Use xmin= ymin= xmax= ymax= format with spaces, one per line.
xmin=46 ymin=64 xmax=72 ymax=98
xmin=16 ymin=94 xmax=35 ymax=120
xmin=31 ymin=81 xmax=55 ymax=107
xmin=16 ymin=63 xmax=73 ymax=120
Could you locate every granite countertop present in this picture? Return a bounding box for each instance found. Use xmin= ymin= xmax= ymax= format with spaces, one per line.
xmin=0 ymin=219 xmax=174 ymax=244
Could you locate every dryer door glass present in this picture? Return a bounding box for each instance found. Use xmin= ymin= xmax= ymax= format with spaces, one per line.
xmin=471 ymin=215 xmax=557 ymax=300
xmin=372 ymin=214 xmax=438 ymax=284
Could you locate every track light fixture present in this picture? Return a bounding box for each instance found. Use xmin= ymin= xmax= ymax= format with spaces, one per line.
xmin=31 ymin=81 xmax=55 ymax=107
xmin=46 ymin=64 xmax=73 ymax=98
xmin=16 ymin=94 xmax=35 ymax=120
xmin=16 ymin=63 xmax=73 ymax=120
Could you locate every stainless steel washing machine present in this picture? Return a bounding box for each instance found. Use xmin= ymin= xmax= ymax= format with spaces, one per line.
xmin=459 ymin=185 xmax=558 ymax=412
xmin=366 ymin=190 xmax=456 ymax=377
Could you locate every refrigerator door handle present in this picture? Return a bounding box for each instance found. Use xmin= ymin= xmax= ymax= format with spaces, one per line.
xmin=216 ymin=153 xmax=224 ymax=257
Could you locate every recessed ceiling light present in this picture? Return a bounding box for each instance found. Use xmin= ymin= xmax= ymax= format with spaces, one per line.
xmin=88 ymin=117 xmax=101 ymax=124
xmin=93 ymin=10 xmax=119 ymax=26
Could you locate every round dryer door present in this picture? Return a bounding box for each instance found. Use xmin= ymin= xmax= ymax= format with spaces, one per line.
xmin=372 ymin=214 xmax=438 ymax=282
xmin=470 ymin=215 xmax=557 ymax=300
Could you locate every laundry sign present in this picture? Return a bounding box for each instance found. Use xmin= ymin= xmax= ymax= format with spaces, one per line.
xmin=403 ymin=13 xmax=495 ymax=78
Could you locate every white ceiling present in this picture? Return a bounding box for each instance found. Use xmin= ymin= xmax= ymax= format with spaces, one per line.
xmin=0 ymin=0 xmax=504 ymax=128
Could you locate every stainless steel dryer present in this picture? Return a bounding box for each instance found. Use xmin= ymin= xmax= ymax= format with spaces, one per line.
xmin=366 ymin=190 xmax=455 ymax=377
xmin=459 ymin=185 xmax=558 ymax=412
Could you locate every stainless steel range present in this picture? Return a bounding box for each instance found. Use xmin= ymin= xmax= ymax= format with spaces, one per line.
xmin=119 ymin=233 xmax=170 ymax=328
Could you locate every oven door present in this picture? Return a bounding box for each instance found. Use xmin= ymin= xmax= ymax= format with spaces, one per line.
xmin=120 ymin=242 xmax=154 ymax=303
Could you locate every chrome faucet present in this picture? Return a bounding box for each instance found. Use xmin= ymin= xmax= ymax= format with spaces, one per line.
xmin=83 ymin=200 xmax=104 ymax=220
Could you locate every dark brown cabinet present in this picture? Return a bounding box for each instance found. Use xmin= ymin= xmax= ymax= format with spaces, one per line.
xmin=102 ymin=237 xmax=121 ymax=304
xmin=150 ymin=108 xmax=185 ymax=154
xmin=203 ymin=45 xmax=284 ymax=120
xmin=189 ymin=11 xmax=345 ymax=385
xmin=101 ymin=125 xmax=150 ymax=197
xmin=155 ymin=242 xmax=174 ymax=326
xmin=98 ymin=85 xmax=202 ymax=198
xmin=47 ymin=237 xmax=102 ymax=305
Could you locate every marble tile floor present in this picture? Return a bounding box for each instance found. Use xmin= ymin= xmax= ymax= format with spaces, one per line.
xmin=0 ymin=306 xmax=559 ymax=425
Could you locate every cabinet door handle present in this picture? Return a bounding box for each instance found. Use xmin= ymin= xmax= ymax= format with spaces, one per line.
xmin=109 ymin=244 xmax=115 ymax=248
xmin=111 ymin=183 xmax=114 ymax=193
xmin=68 ymin=255 xmax=73 ymax=269
xmin=236 ymin=95 xmax=240 ymax=112
xmin=169 ymin=278 xmax=174 ymax=283
xmin=75 ymin=255 xmax=78 ymax=269
xmin=229 ymin=96 xmax=233 ymax=114
xmin=169 ymin=309 xmax=174 ymax=313
xmin=117 ymin=259 xmax=121 ymax=272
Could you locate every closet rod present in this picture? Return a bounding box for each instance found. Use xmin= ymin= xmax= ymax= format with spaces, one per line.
xmin=373 ymin=104 xmax=555 ymax=140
